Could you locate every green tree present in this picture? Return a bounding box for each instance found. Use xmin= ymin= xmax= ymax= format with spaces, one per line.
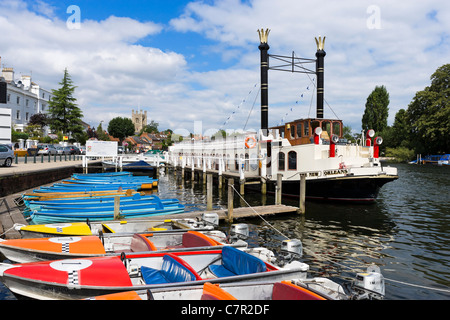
xmin=108 ymin=117 xmax=135 ymax=144
xmin=96 ymin=122 xmax=110 ymax=141
xmin=140 ymin=120 xmax=159 ymax=134
xmin=406 ymin=64 xmax=450 ymax=154
xmin=48 ymin=68 xmax=84 ymax=139
xmin=362 ymin=85 xmax=390 ymax=133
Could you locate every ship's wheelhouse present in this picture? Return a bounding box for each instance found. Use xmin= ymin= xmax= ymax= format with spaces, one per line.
xmin=270 ymin=118 xmax=343 ymax=146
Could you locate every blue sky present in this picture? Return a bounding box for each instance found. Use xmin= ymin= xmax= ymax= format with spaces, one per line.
xmin=1 ymin=0 xmax=449 ymax=136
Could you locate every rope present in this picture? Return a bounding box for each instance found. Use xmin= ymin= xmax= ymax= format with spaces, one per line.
xmin=0 ymin=223 xmax=24 ymax=237
xmin=228 ymin=185 xmax=450 ymax=295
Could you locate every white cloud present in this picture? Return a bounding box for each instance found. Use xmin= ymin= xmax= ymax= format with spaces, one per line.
xmin=1 ymin=0 xmax=449 ymax=136
xmin=170 ymin=0 xmax=450 ymax=131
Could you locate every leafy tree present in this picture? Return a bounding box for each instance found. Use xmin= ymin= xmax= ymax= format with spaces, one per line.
xmin=96 ymin=122 xmax=110 ymax=141
xmin=28 ymin=113 xmax=48 ymax=128
xmin=108 ymin=117 xmax=135 ymax=144
xmin=140 ymin=120 xmax=159 ymax=134
xmin=362 ymin=85 xmax=390 ymax=133
xmin=48 ymin=69 xmax=84 ymax=139
xmin=406 ymin=64 xmax=450 ymax=154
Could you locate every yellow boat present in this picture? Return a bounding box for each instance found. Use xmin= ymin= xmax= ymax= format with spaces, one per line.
xmin=16 ymin=218 xmax=202 ymax=238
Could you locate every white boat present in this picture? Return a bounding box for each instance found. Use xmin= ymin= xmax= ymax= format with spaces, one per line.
xmin=0 ymin=229 xmax=232 ymax=263
xmin=0 ymin=246 xmax=311 ymax=300
xmin=167 ymin=33 xmax=398 ymax=203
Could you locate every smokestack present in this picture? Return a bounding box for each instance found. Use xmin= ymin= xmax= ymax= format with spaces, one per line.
xmin=258 ymin=28 xmax=270 ymax=134
xmin=315 ymin=36 xmax=326 ymax=119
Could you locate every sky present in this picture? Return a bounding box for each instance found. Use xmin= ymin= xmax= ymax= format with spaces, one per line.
xmin=1 ymin=0 xmax=449 ymax=137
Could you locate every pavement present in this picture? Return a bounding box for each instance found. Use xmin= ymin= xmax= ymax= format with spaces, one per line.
xmin=0 ymin=158 xmax=85 ymax=177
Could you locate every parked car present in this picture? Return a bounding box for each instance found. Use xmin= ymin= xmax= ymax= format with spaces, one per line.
xmin=37 ymin=144 xmax=57 ymax=155
xmin=56 ymin=146 xmax=71 ymax=155
xmin=0 ymin=144 xmax=14 ymax=167
xmin=67 ymin=145 xmax=81 ymax=155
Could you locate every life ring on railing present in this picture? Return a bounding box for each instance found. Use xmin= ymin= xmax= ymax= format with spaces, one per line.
xmin=245 ymin=136 xmax=257 ymax=149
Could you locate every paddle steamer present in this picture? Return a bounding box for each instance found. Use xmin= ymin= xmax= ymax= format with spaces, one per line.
xmin=167 ymin=30 xmax=398 ymax=202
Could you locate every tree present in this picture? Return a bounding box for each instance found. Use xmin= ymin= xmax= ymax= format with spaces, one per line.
xmin=96 ymin=122 xmax=110 ymax=141
xmin=140 ymin=120 xmax=159 ymax=134
xmin=361 ymin=85 xmax=390 ymax=133
xmin=406 ymin=64 xmax=450 ymax=154
xmin=108 ymin=117 xmax=135 ymax=144
xmin=48 ymin=68 xmax=84 ymax=139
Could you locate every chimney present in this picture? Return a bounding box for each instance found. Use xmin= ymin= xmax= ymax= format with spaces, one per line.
xmin=258 ymin=28 xmax=270 ymax=134
xmin=2 ymin=67 xmax=14 ymax=83
xmin=315 ymin=36 xmax=326 ymax=119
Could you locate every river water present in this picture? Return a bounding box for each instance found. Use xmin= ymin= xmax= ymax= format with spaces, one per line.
xmin=1 ymin=163 xmax=449 ymax=300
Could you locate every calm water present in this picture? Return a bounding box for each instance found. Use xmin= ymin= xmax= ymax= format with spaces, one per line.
xmin=1 ymin=163 xmax=449 ymax=300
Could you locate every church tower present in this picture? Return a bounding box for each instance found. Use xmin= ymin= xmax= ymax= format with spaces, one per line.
xmin=131 ymin=109 xmax=147 ymax=133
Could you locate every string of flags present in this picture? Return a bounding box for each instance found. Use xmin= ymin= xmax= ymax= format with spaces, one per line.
xmin=277 ymin=79 xmax=315 ymax=126
xmin=221 ymin=83 xmax=259 ymax=128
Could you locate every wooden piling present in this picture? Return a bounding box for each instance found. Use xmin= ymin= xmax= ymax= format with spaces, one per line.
xmin=276 ymin=173 xmax=282 ymax=205
xmin=298 ymin=175 xmax=306 ymax=214
xmin=207 ymin=174 xmax=213 ymax=211
xmin=227 ymin=178 xmax=234 ymax=222
xmin=114 ymin=196 xmax=120 ymax=219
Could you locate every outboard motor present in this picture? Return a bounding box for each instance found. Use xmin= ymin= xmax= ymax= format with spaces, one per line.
xmin=352 ymin=265 xmax=385 ymax=299
xmin=201 ymin=212 xmax=219 ymax=228
xmin=277 ymin=239 xmax=303 ymax=266
xmin=229 ymin=224 xmax=249 ymax=242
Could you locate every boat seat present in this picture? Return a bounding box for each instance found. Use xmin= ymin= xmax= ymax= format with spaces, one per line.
xmin=128 ymin=234 xmax=157 ymax=252
xmin=208 ymin=246 xmax=267 ymax=278
xmin=201 ymin=283 xmax=237 ymax=300
xmin=272 ymin=281 xmax=326 ymax=300
xmin=141 ymin=253 xmax=202 ymax=285
xmin=182 ymin=231 xmax=218 ymax=248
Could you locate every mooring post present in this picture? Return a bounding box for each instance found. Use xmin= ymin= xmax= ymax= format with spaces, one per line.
xmin=298 ymin=175 xmax=306 ymax=214
xmin=114 ymin=196 xmax=120 ymax=219
xmin=227 ymin=178 xmax=234 ymax=222
xmin=207 ymin=174 xmax=213 ymax=211
xmin=276 ymin=173 xmax=282 ymax=205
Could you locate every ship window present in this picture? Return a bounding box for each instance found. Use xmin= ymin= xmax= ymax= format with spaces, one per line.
xmin=290 ymin=124 xmax=295 ymax=139
xmin=296 ymin=123 xmax=302 ymax=138
xmin=311 ymin=121 xmax=320 ymax=134
xmin=288 ymin=151 xmax=297 ymax=170
xmin=278 ymin=152 xmax=285 ymax=171
xmin=322 ymin=121 xmax=331 ymax=136
xmin=333 ymin=122 xmax=341 ymax=136
xmin=304 ymin=121 xmax=309 ymax=136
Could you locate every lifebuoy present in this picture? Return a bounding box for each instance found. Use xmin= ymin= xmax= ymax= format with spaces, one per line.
xmin=245 ymin=136 xmax=257 ymax=149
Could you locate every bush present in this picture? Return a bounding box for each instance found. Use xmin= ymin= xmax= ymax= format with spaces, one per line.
xmin=385 ymin=147 xmax=415 ymax=163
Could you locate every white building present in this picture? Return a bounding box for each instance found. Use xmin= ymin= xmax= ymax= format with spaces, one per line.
xmin=0 ymin=60 xmax=53 ymax=133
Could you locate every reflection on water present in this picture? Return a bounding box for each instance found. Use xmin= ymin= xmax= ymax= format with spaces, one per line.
xmin=155 ymin=164 xmax=450 ymax=300
xmin=1 ymin=164 xmax=449 ymax=300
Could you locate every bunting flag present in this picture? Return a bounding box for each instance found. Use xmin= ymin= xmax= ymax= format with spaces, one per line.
xmin=221 ymin=83 xmax=259 ymax=128
xmin=278 ymin=79 xmax=315 ymax=126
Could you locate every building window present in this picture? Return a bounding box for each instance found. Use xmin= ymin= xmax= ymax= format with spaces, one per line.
xmin=16 ymin=110 xmax=20 ymax=120
xmin=26 ymin=99 xmax=29 ymax=107
xmin=288 ymin=151 xmax=297 ymax=170
xmin=26 ymin=112 xmax=29 ymax=121
xmin=278 ymin=152 xmax=285 ymax=171
xmin=17 ymin=96 xmax=20 ymax=104
xmin=7 ymin=94 xmax=10 ymax=102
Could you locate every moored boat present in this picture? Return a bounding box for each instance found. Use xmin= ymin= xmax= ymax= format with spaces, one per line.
xmin=0 ymin=246 xmax=311 ymax=300
xmin=15 ymin=215 xmax=216 ymax=238
xmin=86 ymin=280 xmax=332 ymax=300
xmin=0 ymin=230 xmax=231 ymax=263
xmin=167 ymin=32 xmax=398 ymax=203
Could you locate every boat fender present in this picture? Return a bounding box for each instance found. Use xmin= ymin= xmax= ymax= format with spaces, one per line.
xmin=244 ymin=136 xmax=257 ymax=149
xmin=120 ymin=252 xmax=127 ymax=269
